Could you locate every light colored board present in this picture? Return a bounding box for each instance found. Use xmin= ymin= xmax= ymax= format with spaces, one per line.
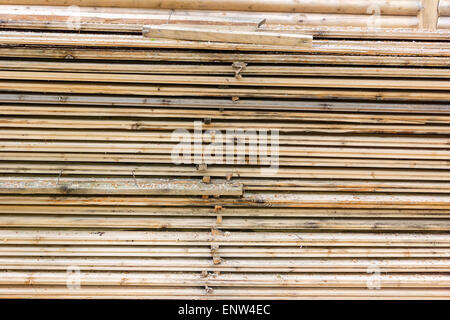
xmin=4 ymin=60 xmax=450 ymax=78
xmin=0 ymin=256 xmax=448 ymax=272
xmin=0 ymin=215 xmax=447 ymax=231
xmin=5 ymin=129 xmax=450 ymax=147
xmin=1 ymin=205 xmax=448 ymax=218
xmin=437 ymin=16 xmax=450 ymax=28
xmin=3 ymin=70 xmax=450 ymax=90
xmin=2 ymin=32 xmax=450 ymax=55
xmin=143 ymin=25 xmax=312 ymax=46
xmin=0 ymin=246 xmax=447 ymax=258
xmin=0 ymin=286 xmax=449 ymax=300
xmin=3 ymin=152 xmax=450 ymax=171
xmin=1 ymin=230 xmax=448 ymax=246
xmin=0 ymin=7 xmax=426 ymax=33
xmin=419 ymin=0 xmax=439 ymax=30
xmin=0 ymin=2 xmax=448 ymax=300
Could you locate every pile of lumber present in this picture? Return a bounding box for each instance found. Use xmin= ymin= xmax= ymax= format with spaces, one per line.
xmin=0 ymin=0 xmax=449 ymax=299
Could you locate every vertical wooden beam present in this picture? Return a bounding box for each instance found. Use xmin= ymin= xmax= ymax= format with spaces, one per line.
xmin=420 ymin=0 xmax=440 ymax=30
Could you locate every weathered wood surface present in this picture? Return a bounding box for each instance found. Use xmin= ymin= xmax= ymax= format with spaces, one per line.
xmin=0 ymin=1 xmax=423 ymax=15
xmin=440 ymin=0 xmax=450 ymax=15
xmin=0 ymin=177 xmax=243 ymax=196
xmin=0 ymin=1 xmax=448 ymax=300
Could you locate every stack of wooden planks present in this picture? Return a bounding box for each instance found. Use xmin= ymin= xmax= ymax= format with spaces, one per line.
xmin=0 ymin=0 xmax=449 ymax=299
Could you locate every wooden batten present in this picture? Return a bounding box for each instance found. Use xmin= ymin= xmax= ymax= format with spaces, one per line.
xmin=419 ymin=0 xmax=439 ymax=30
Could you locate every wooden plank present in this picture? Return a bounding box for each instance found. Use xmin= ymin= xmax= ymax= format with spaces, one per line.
xmin=0 ymin=215 xmax=447 ymax=231
xmin=3 ymin=70 xmax=450 ymax=90
xmin=0 ymin=2 xmax=448 ymax=300
xmin=2 ymin=47 xmax=450 ymax=66
xmin=2 ymin=32 xmax=450 ymax=55
xmin=0 ymin=177 xmax=242 ymax=196
xmin=0 ymin=1 xmax=422 ymax=15
xmin=1 ymin=164 xmax=449 ymax=181
xmin=439 ymin=0 xmax=450 ymax=15
xmin=419 ymin=0 xmax=439 ymax=30
xmin=0 ymin=271 xmax=448 ymax=288
xmin=1 ymin=230 xmax=447 ymax=246
xmin=0 ymin=256 xmax=447 ymax=272
xmin=438 ymin=16 xmax=450 ymax=28
xmin=142 ymin=25 xmax=312 ymax=46
xmin=0 ymin=94 xmax=449 ymax=113
xmin=0 ymin=246 xmax=446 ymax=258
xmin=4 ymin=60 xmax=450 ymax=78
xmin=1 ymin=206 xmax=448 ymax=218
xmin=0 ymin=286 xmax=449 ymax=299
xmin=0 ymin=8 xmax=426 ymax=33
xmin=3 ymin=128 xmax=450 ymax=148
xmin=3 ymin=117 xmax=450 ymax=134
